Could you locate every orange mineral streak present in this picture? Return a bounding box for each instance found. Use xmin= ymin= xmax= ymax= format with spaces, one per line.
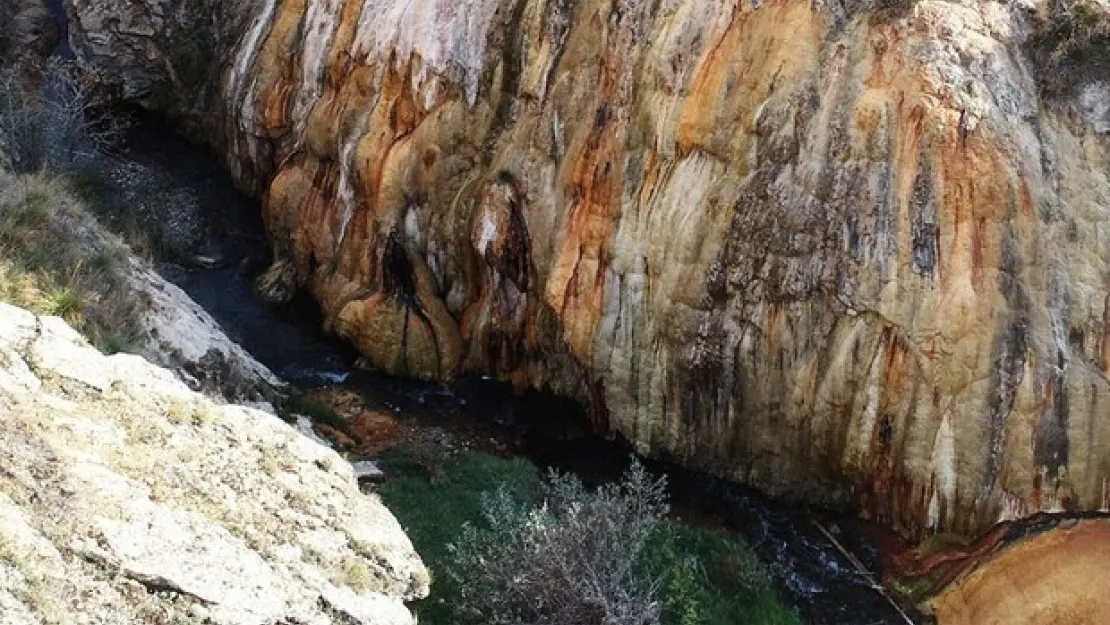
xmin=251 ymin=0 xmax=308 ymax=134
xmin=930 ymin=519 xmax=1110 ymax=625
xmin=677 ymin=0 xmax=821 ymax=159
xmin=545 ymin=39 xmax=624 ymax=360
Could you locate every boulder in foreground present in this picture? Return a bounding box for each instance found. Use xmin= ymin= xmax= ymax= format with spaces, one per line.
xmin=0 ymin=302 xmax=429 ymax=625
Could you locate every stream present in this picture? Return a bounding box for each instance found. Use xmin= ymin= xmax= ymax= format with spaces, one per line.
xmin=106 ymin=117 xmax=919 ymax=625
xmin=42 ymin=7 xmax=920 ymax=621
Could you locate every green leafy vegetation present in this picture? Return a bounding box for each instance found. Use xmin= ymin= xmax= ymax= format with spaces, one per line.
xmin=375 ymin=450 xmax=799 ymax=625
xmin=644 ymin=524 xmax=800 ymax=625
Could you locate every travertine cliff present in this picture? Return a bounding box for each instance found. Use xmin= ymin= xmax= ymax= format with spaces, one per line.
xmin=65 ymin=0 xmax=1110 ymax=539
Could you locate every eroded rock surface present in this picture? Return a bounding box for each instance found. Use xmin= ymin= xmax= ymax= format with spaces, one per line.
xmin=928 ymin=517 xmax=1110 ymax=624
xmin=64 ymin=0 xmax=1110 ymax=539
xmin=129 ymin=262 xmax=283 ymax=401
xmin=0 ymin=302 xmax=428 ymax=625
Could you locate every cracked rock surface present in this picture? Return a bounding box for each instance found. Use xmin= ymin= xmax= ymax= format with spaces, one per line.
xmin=0 ymin=302 xmax=428 ymax=625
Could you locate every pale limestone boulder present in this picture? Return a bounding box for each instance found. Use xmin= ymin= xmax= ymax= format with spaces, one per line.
xmin=127 ymin=262 xmax=282 ymax=399
xmin=0 ymin=303 xmax=428 ymax=625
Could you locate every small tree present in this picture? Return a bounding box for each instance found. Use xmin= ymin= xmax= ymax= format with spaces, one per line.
xmin=447 ymin=459 xmax=669 ymax=625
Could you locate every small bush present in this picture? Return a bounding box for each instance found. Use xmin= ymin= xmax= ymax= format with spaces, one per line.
xmin=1028 ymin=0 xmax=1110 ymax=94
xmin=398 ymin=427 xmax=456 ymax=483
xmin=377 ymin=450 xmax=797 ymax=625
xmin=45 ymin=286 xmax=85 ymax=320
xmin=0 ymin=62 xmax=125 ymax=173
xmin=447 ymin=459 xmax=669 ymax=625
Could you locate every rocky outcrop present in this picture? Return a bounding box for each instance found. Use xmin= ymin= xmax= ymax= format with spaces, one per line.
xmin=129 ymin=262 xmax=283 ymax=400
xmin=1 ymin=0 xmax=57 ymax=64
xmin=64 ymin=0 xmax=1110 ymax=539
xmin=0 ymin=302 xmax=428 ymax=625
xmin=927 ymin=516 xmax=1110 ymax=624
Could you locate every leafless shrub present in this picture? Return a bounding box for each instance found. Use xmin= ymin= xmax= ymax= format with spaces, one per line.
xmin=447 ymin=459 xmax=669 ymax=625
xmin=399 ymin=427 xmax=456 ymax=484
xmin=0 ymin=60 xmax=127 ymax=173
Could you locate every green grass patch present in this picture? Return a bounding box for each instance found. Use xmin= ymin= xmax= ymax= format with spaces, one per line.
xmin=376 ymin=450 xmax=541 ymax=624
xmin=645 ymin=524 xmax=800 ymax=625
xmin=0 ymin=171 xmax=144 ymax=354
xmin=278 ymin=392 xmax=352 ymax=433
xmin=44 ymin=287 xmax=85 ymax=320
xmin=375 ymin=449 xmax=798 ymax=625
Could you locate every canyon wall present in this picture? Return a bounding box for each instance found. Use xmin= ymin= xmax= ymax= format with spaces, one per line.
xmin=65 ymin=0 xmax=1110 ymax=539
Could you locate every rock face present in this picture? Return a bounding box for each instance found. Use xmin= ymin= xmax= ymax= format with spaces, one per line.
xmin=64 ymin=0 xmax=1110 ymax=539
xmin=928 ymin=517 xmax=1110 ymax=624
xmin=0 ymin=302 xmax=428 ymax=625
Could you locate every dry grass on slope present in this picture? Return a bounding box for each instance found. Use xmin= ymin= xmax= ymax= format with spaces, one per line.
xmin=0 ymin=169 xmax=145 ymax=353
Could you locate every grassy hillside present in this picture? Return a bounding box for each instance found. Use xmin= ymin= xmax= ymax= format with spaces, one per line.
xmin=0 ymin=170 xmax=143 ymax=353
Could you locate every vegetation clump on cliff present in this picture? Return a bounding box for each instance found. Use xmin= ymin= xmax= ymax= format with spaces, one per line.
xmin=0 ymin=169 xmax=143 ymax=353
xmin=1029 ymin=0 xmax=1110 ymax=93
xmin=0 ymin=63 xmax=145 ymax=353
